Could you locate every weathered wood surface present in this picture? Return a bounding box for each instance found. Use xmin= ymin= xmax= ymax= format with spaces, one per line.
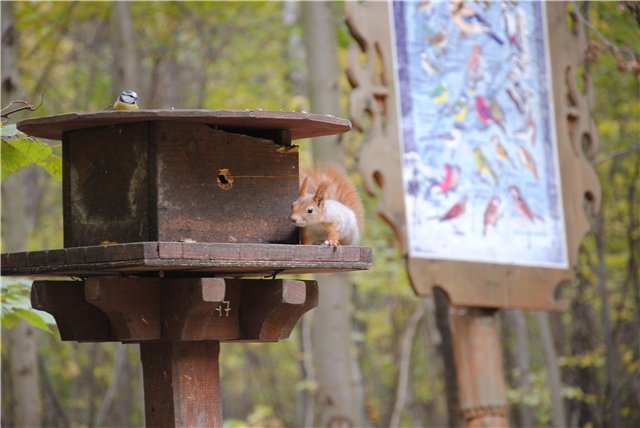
xmin=345 ymin=1 xmax=600 ymax=311
xmin=17 ymin=109 xmax=351 ymax=141
xmin=30 ymin=278 xmax=318 ymax=343
xmin=63 ymin=122 xmax=299 ymax=247
xmin=31 ymin=281 xmax=114 ymax=341
xmin=63 ymin=122 xmax=151 ymax=247
xmin=450 ymin=309 xmax=508 ymax=427
xmin=141 ymin=341 xmax=223 ymax=428
xmin=1 ymin=242 xmax=371 ymax=277
xmin=151 ymin=122 xmax=299 ymax=245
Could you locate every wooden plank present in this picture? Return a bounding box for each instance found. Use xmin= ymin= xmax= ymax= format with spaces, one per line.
xmin=31 ymin=281 xmax=114 ymax=341
xmin=151 ymin=122 xmax=299 ymax=245
xmin=140 ymin=341 xmax=222 ymax=428
xmin=84 ymin=277 xmax=163 ymax=340
xmin=64 ymin=122 xmax=150 ymax=247
xmin=162 ymin=278 xmax=241 ymax=341
xmin=0 ymin=242 xmax=372 ymax=277
xmin=17 ymin=109 xmax=351 ymax=142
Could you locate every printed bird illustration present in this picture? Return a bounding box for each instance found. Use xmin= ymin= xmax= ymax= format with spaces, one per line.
xmin=452 ymin=95 xmax=469 ymax=122
xmin=483 ymin=195 xmax=501 ymax=236
xmin=517 ymin=144 xmax=539 ymax=179
xmin=113 ymin=89 xmax=139 ymax=110
xmin=466 ymin=43 xmax=483 ymax=90
xmin=428 ymin=31 xmax=447 ymax=52
xmin=440 ymin=196 xmax=468 ymax=222
xmin=517 ymin=112 xmax=537 ymax=146
xmin=509 ymin=185 xmax=544 ymax=223
xmin=450 ymin=1 xmax=504 ymax=45
xmin=473 ymin=146 xmax=499 ymax=185
xmin=502 ymin=2 xmax=522 ymax=52
xmin=429 ymin=163 xmax=461 ymax=196
xmin=505 ymin=72 xmax=529 ymax=114
xmin=493 ymin=135 xmax=516 ymax=167
xmin=488 ymin=96 xmax=506 ymax=131
xmin=420 ymin=51 xmax=438 ymax=76
xmin=429 ymin=82 xmax=449 ymax=104
xmin=475 ymin=95 xmax=505 ymax=133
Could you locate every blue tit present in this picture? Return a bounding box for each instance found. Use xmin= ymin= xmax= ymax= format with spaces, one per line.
xmin=113 ymin=90 xmax=139 ymax=110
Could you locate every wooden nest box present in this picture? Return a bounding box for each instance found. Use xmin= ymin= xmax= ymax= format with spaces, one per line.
xmin=18 ymin=110 xmax=350 ymax=247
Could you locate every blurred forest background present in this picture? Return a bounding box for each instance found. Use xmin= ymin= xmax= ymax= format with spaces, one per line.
xmin=1 ymin=1 xmax=638 ymax=427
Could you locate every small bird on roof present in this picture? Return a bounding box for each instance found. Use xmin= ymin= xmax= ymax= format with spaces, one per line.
xmin=113 ymin=90 xmax=139 ymax=110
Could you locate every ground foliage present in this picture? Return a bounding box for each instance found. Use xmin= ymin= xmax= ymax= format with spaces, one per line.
xmin=1 ymin=2 xmax=638 ymax=427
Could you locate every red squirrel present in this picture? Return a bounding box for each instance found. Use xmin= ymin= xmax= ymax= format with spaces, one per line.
xmin=290 ymin=164 xmax=364 ymax=248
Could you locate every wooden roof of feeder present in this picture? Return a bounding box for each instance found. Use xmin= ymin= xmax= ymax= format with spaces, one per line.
xmin=17 ymin=109 xmax=352 ymax=141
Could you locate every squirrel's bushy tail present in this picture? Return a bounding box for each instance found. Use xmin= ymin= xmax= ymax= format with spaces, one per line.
xmin=300 ymin=163 xmax=365 ymax=229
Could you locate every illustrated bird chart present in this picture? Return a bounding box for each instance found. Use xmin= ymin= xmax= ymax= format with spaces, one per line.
xmin=392 ymin=0 xmax=568 ymax=268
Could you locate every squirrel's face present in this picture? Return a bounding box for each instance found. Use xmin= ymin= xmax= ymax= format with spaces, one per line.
xmin=291 ymin=196 xmax=320 ymax=227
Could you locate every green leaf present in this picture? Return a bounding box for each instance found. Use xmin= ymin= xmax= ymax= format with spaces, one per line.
xmin=1 ymin=135 xmax=61 ymax=181
xmin=37 ymin=154 xmax=63 ymax=181
xmin=13 ymin=308 xmax=55 ymax=334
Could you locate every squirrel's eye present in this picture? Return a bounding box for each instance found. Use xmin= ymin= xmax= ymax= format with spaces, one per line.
xmin=306 ymin=207 xmax=314 ymax=214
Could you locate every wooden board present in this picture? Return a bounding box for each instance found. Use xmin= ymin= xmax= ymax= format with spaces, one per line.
xmin=17 ymin=109 xmax=351 ymax=141
xmin=63 ymin=122 xmax=150 ymax=246
xmin=151 ymin=122 xmax=299 ymax=245
xmin=345 ymin=2 xmax=600 ymax=310
xmin=1 ymin=242 xmax=372 ymax=277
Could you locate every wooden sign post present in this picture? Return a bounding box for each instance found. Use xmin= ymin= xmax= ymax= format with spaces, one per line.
xmin=1 ymin=110 xmax=372 ymax=427
xmin=346 ymin=1 xmax=599 ymax=426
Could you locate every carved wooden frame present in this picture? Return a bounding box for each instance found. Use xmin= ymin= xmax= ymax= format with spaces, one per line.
xmin=346 ymin=1 xmax=600 ymax=310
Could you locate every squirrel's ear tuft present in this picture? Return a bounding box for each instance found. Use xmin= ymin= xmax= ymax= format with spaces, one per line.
xmin=299 ymin=176 xmax=309 ymax=196
xmin=313 ymin=182 xmax=329 ymax=206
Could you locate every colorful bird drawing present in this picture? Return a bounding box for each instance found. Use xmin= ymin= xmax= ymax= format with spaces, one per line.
xmin=473 ymin=147 xmax=499 ymax=186
xmin=440 ymin=196 xmax=468 ymax=222
xmin=428 ymin=30 xmax=447 ymax=52
xmin=429 ymin=163 xmax=461 ymax=196
xmin=483 ymin=195 xmax=501 ymax=236
xmin=450 ymin=1 xmax=504 ymax=45
xmin=502 ymin=2 xmax=522 ymax=52
xmin=517 ymin=144 xmax=539 ymax=179
xmin=452 ymin=95 xmax=469 ymax=122
xmin=493 ymin=135 xmax=516 ymax=167
xmin=475 ymin=95 xmax=505 ymax=133
xmin=420 ymin=51 xmax=438 ymax=76
xmin=509 ymin=186 xmax=544 ymax=223
xmin=466 ymin=43 xmax=483 ymax=90
xmin=505 ymin=72 xmax=529 ymax=114
xmin=517 ymin=112 xmax=537 ymax=146
xmin=429 ymin=82 xmax=449 ymax=104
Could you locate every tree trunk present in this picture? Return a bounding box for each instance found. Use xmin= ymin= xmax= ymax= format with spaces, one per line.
xmin=2 ymin=3 xmax=42 ymax=426
xmin=111 ymin=1 xmax=140 ymax=98
xmin=535 ymin=311 xmax=567 ymax=428
xmin=302 ymin=3 xmax=365 ymax=427
xmin=433 ymin=288 xmax=462 ymax=427
xmin=505 ymin=309 xmax=534 ymax=428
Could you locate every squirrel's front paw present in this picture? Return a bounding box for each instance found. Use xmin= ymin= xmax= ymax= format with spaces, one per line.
xmin=323 ymin=240 xmax=340 ymax=250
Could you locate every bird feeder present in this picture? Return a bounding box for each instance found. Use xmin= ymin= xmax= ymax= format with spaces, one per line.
xmin=1 ymin=110 xmax=372 ymax=427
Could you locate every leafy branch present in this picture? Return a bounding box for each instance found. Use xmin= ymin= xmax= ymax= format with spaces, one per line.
xmin=1 ymin=98 xmax=62 ymax=181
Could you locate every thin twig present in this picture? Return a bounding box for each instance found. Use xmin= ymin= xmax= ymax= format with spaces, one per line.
xmin=595 ymin=142 xmax=640 ymax=165
xmin=1 ymin=94 xmax=44 ymax=119
xmin=389 ymin=298 xmax=429 ymax=428
xmin=570 ymin=0 xmax=640 ymax=58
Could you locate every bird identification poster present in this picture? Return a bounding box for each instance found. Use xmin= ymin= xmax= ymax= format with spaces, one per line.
xmin=391 ymin=0 xmax=568 ymax=268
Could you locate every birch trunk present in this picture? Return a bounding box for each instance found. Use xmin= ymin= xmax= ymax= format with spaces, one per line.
xmin=302 ymin=3 xmax=365 ymax=425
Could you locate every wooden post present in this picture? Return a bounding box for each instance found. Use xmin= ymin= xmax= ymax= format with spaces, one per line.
xmin=140 ymin=341 xmax=222 ymax=428
xmin=450 ymin=308 xmax=508 ymax=428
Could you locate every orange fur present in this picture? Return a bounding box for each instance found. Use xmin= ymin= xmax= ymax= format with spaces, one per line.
xmin=298 ymin=164 xmax=364 ymax=229
xmin=291 ymin=163 xmax=364 ymax=246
